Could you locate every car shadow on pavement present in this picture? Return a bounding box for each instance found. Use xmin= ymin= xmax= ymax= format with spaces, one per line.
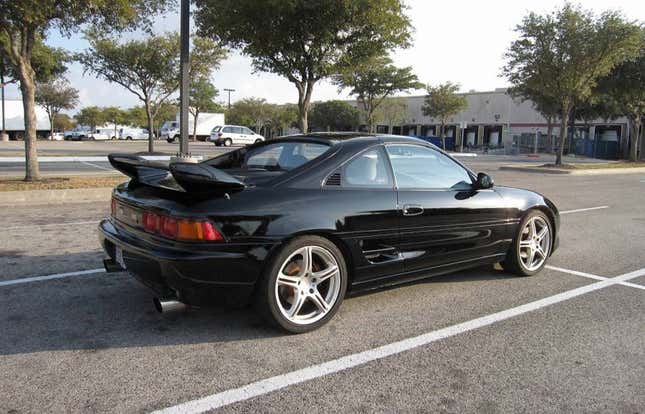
xmin=0 ymin=259 xmax=280 ymax=356
xmin=0 ymin=253 xmax=511 ymax=356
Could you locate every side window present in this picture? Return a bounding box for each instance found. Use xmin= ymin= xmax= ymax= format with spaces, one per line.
xmin=243 ymin=127 xmax=254 ymax=135
xmin=385 ymin=145 xmax=473 ymax=189
xmin=235 ymin=127 xmax=245 ymax=134
xmin=223 ymin=126 xmax=233 ymax=133
xmin=343 ymin=147 xmax=392 ymax=188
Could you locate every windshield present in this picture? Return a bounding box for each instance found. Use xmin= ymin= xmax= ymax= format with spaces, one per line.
xmin=206 ymin=141 xmax=331 ymax=172
xmin=211 ymin=126 xmax=222 ymax=133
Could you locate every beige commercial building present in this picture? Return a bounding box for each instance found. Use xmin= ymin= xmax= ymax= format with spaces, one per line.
xmin=350 ymin=88 xmax=632 ymax=159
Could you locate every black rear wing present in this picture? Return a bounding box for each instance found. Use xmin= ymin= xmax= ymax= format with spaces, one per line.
xmin=107 ymin=153 xmax=246 ymax=193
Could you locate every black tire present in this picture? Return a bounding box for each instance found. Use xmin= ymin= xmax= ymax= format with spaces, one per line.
xmin=256 ymin=236 xmax=348 ymax=333
xmin=166 ymin=137 xmax=175 ymax=143
xmin=501 ymin=209 xmax=552 ymax=276
xmin=254 ymin=138 xmax=263 ymax=144
xmin=224 ymin=138 xmax=232 ymax=147
xmin=126 ymin=136 xmax=132 ymax=140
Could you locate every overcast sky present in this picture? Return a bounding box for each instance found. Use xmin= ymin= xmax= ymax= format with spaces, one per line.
xmin=5 ymin=0 xmax=645 ymax=112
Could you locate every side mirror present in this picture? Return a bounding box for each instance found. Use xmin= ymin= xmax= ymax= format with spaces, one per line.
xmin=475 ymin=172 xmax=494 ymax=189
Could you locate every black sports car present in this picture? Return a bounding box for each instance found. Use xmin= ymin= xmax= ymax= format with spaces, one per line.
xmin=99 ymin=133 xmax=559 ymax=333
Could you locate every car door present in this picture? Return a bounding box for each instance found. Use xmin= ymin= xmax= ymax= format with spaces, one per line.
xmin=385 ymin=144 xmax=509 ymax=274
xmin=323 ymin=146 xmax=403 ymax=286
xmin=242 ymin=127 xmax=255 ymax=144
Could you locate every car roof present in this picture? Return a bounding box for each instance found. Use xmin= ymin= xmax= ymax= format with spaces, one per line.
xmin=279 ymin=132 xmax=435 ymax=146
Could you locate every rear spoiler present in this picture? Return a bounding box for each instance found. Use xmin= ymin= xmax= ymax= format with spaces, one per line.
xmin=108 ymin=153 xmax=246 ymax=193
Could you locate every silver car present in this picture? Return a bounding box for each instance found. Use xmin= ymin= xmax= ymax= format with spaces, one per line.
xmin=209 ymin=125 xmax=265 ymax=146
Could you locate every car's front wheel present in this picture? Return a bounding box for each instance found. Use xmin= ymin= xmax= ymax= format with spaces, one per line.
xmin=257 ymin=236 xmax=347 ymax=333
xmin=502 ymin=210 xmax=552 ymax=276
xmin=223 ymin=138 xmax=232 ymax=147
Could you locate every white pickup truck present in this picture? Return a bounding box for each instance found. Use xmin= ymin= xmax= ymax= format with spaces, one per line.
xmin=161 ymin=112 xmax=225 ymax=142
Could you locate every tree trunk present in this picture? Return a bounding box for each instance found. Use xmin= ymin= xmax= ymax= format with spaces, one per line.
xmin=556 ymin=109 xmax=569 ymax=166
xmin=296 ymin=79 xmax=315 ymax=133
xmin=48 ymin=111 xmax=54 ymax=137
xmin=440 ymin=121 xmax=446 ymax=150
xmin=19 ymin=68 xmax=40 ymax=181
xmin=546 ymin=115 xmax=553 ymax=154
xmin=192 ymin=111 xmax=199 ymax=141
xmin=145 ymin=102 xmax=154 ymax=153
xmin=629 ymin=119 xmax=641 ymax=162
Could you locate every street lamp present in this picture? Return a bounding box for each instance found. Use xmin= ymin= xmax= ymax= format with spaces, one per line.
xmin=223 ymin=88 xmax=235 ymax=109
xmin=178 ymin=0 xmax=190 ymax=156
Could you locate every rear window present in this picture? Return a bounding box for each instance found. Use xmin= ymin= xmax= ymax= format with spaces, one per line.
xmin=206 ymin=141 xmax=331 ymax=172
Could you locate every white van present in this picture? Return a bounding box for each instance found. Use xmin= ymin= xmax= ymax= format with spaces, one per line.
xmin=209 ymin=125 xmax=265 ymax=146
xmin=120 ymin=127 xmax=148 ymax=140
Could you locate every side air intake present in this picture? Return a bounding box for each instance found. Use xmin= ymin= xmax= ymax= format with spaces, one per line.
xmin=325 ymin=172 xmax=341 ymax=186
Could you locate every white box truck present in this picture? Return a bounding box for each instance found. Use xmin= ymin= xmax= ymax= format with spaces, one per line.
xmin=160 ymin=112 xmax=225 ymax=142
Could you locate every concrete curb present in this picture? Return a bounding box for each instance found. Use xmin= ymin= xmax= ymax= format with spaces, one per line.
xmin=0 ymin=187 xmax=113 ymax=206
xmin=500 ymin=165 xmax=645 ymax=175
xmin=0 ymin=155 xmax=203 ymax=163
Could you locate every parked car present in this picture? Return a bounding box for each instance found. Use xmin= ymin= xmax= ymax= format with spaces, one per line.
xmin=209 ymin=125 xmax=265 ymax=146
xmin=120 ymin=128 xmax=149 ymax=140
xmin=100 ymin=133 xmax=559 ymax=333
xmin=162 ymin=112 xmax=225 ymax=142
xmin=65 ymin=128 xmax=110 ymax=141
xmin=47 ymin=132 xmax=64 ymax=141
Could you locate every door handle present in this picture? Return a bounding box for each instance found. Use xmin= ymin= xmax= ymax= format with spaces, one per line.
xmin=403 ymin=204 xmax=424 ymax=216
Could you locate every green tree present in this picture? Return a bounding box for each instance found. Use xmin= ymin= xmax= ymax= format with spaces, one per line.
xmin=75 ymin=106 xmax=106 ymax=132
xmin=188 ymin=77 xmax=220 ymax=140
xmin=102 ymin=106 xmax=128 ymax=139
xmin=309 ymin=100 xmax=360 ymax=132
xmin=195 ymin=0 xmax=412 ymax=132
xmin=265 ymin=104 xmax=298 ymax=138
xmin=227 ymin=98 xmax=270 ymax=131
xmin=422 ymin=82 xmax=468 ymax=149
xmin=595 ymin=30 xmax=645 ymax=161
xmin=0 ymin=0 xmax=170 ymax=180
xmin=503 ymin=4 xmax=642 ymax=165
xmin=77 ymin=32 xmax=226 ymax=152
xmin=53 ymin=113 xmax=75 ymax=132
xmin=335 ymin=55 xmax=421 ymax=132
xmin=373 ymin=97 xmax=408 ymax=133
xmin=35 ymin=77 xmax=79 ymax=136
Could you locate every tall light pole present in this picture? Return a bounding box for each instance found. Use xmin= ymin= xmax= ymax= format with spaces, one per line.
xmin=178 ymin=0 xmax=190 ymax=156
xmin=224 ymin=88 xmax=235 ymax=109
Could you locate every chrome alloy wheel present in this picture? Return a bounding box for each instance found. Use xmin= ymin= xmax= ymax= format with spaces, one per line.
xmin=518 ymin=216 xmax=551 ymax=272
xmin=274 ymin=245 xmax=341 ymax=325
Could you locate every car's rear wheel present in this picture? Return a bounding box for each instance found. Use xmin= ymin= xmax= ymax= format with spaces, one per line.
xmin=257 ymin=236 xmax=347 ymax=333
xmin=502 ymin=210 xmax=552 ymax=276
xmin=254 ymin=138 xmax=262 ymax=144
xmin=224 ymin=138 xmax=232 ymax=147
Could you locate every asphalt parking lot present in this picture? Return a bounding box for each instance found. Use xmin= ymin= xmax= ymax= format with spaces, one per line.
xmin=1 ymin=164 xmax=644 ymax=413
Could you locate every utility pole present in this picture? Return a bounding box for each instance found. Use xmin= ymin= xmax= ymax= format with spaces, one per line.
xmin=178 ymin=0 xmax=190 ymax=156
xmin=224 ymin=88 xmax=235 ymax=109
xmin=0 ymin=60 xmax=7 ymax=142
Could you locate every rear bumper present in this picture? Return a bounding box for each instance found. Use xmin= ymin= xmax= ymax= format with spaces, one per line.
xmin=98 ymin=219 xmax=278 ymax=307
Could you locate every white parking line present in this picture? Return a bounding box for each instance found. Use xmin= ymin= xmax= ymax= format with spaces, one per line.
xmin=81 ymin=161 xmax=115 ymax=172
xmin=151 ymin=266 xmax=645 ymax=414
xmin=0 ymin=268 xmax=106 ymax=287
xmin=4 ymin=220 xmax=100 ymax=231
xmin=546 ymin=264 xmax=645 ymax=291
xmin=560 ymin=206 xmax=609 ymax=215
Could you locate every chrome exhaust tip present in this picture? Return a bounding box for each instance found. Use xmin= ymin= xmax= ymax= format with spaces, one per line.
xmin=103 ymin=258 xmax=123 ymax=273
xmin=153 ymin=297 xmax=187 ymax=313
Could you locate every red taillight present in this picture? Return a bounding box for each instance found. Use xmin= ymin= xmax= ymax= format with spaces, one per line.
xmin=138 ymin=208 xmax=223 ymax=241
xmin=111 ymin=198 xmax=117 ymax=216
xmin=160 ymin=216 xmax=178 ymax=238
xmin=201 ymin=221 xmax=223 ymax=241
xmin=142 ymin=211 xmax=160 ymax=233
